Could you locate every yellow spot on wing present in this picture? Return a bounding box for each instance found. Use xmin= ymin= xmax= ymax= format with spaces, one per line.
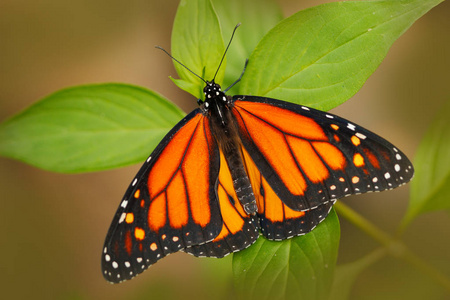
xmin=351 ymin=136 xmax=361 ymax=146
xmin=125 ymin=213 xmax=134 ymax=224
xmin=353 ymin=153 xmax=365 ymax=167
xmin=134 ymin=227 xmax=145 ymax=240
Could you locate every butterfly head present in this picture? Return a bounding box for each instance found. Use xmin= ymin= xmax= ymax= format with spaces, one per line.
xmin=201 ymin=81 xmax=227 ymax=110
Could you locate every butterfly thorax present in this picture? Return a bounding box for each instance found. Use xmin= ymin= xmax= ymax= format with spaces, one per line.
xmin=202 ymin=81 xmax=257 ymax=215
xmin=201 ymin=81 xmax=229 ymax=125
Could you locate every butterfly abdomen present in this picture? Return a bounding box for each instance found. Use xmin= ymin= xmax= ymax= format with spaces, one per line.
xmin=223 ymin=142 xmax=257 ymax=215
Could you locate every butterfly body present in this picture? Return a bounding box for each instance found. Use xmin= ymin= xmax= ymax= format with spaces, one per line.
xmin=102 ymin=80 xmax=414 ymax=283
xmin=203 ymin=81 xmax=258 ymax=215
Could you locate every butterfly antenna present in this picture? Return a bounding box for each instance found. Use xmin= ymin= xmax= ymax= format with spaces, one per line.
xmin=155 ymin=45 xmax=207 ymax=84
xmin=213 ymin=23 xmax=241 ymax=82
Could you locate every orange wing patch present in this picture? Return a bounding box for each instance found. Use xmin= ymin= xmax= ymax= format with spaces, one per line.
xmin=213 ymin=151 xmax=248 ymax=241
xmin=363 ymin=147 xmax=381 ymax=169
xmin=260 ymin=178 xmax=306 ymax=222
xmin=166 ymin=171 xmax=188 ymax=228
xmin=148 ymin=193 xmax=166 ymax=230
xmin=312 ymin=142 xmax=346 ymax=170
xmin=124 ymin=230 xmax=132 ymax=256
xmin=287 ymin=136 xmax=329 ymax=183
xmin=236 ymin=102 xmax=327 ymax=140
xmin=184 ymin=150 xmax=259 ymax=258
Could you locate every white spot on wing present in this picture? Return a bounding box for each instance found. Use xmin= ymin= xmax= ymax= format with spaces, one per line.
xmin=347 ymin=123 xmax=356 ymax=131
xmin=132 ymin=179 xmax=137 ymax=186
xmin=119 ymin=212 xmax=126 ymax=223
xmin=355 ymin=132 xmax=367 ymax=139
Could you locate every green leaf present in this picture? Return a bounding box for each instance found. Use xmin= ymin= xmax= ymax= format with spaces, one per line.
xmin=233 ymin=209 xmax=340 ymax=300
xmin=171 ymin=0 xmax=225 ymax=99
xmin=329 ymin=249 xmax=386 ymax=300
xmin=239 ymin=0 xmax=443 ymax=111
xmin=211 ymin=0 xmax=283 ymax=93
xmin=401 ymin=99 xmax=450 ymax=228
xmin=0 ymin=84 xmax=185 ymax=173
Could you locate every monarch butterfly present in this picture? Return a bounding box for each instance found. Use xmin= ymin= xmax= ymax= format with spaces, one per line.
xmin=102 ymin=25 xmax=414 ymax=284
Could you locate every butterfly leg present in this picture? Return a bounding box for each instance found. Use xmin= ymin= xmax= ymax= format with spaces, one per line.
xmin=224 ymin=59 xmax=249 ymax=93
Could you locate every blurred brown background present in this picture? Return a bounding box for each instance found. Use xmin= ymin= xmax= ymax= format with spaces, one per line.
xmin=0 ymin=0 xmax=449 ymax=299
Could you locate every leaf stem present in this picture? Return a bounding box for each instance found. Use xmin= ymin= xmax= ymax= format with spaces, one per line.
xmin=334 ymin=201 xmax=450 ymax=292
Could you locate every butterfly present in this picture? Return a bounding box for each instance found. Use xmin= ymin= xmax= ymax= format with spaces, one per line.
xmin=101 ymin=27 xmax=414 ymax=284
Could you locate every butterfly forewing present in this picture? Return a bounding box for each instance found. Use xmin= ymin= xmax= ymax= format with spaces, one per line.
xmin=231 ymin=96 xmax=414 ymax=212
xmin=102 ymin=110 xmax=222 ymax=283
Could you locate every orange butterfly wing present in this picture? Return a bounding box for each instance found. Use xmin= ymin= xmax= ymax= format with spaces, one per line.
xmin=232 ymin=96 xmax=414 ymax=240
xmin=231 ymin=96 xmax=413 ymax=223
xmin=102 ymin=110 xmax=222 ymax=283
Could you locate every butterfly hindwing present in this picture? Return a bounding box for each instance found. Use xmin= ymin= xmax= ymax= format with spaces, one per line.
xmin=241 ymin=146 xmax=335 ymax=240
xmin=185 ymin=150 xmax=259 ymax=258
xmin=232 ymin=96 xmax=414 ymax=212
xmin=102 ymin=110 xmax=222 ymax=283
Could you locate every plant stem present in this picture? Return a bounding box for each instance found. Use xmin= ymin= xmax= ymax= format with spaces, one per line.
xmin=334 ymin=201 xmax=450 ymax=292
